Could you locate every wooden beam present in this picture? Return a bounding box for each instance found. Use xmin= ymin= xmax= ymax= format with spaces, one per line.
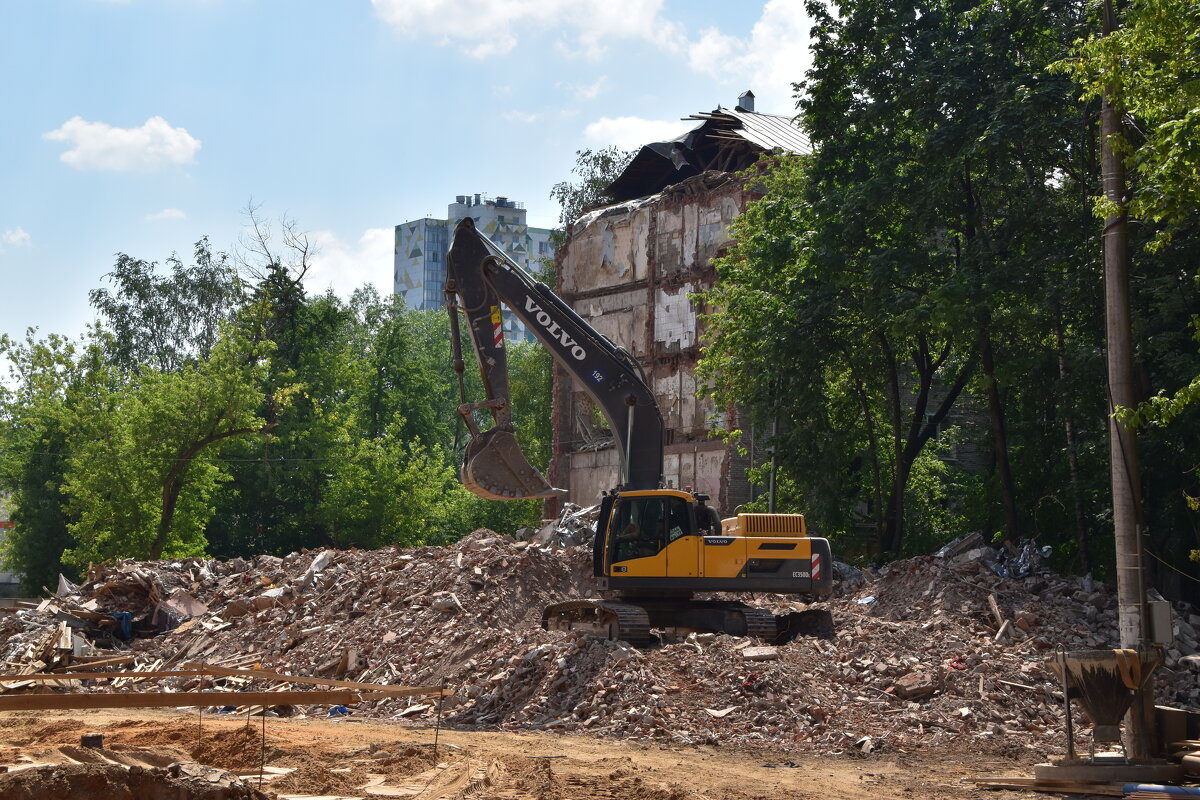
xmin=50 ymin=655 xmax=136 ymax=673
xmin=974 ymin=777 xmax=1124 ymax=797
xmin=987 ymin=593 xmax=1007 ymax=630
xmin=178 ymin=662 xmax=449 ymax=695
xmin=0 ymin=669 xmax=450 ymax=698
xmin=0 ymin=690 xmax=370 ymax=711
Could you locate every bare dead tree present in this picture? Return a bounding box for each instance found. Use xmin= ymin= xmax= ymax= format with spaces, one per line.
xmin=236 ymin=200 xmax=314 ymax=287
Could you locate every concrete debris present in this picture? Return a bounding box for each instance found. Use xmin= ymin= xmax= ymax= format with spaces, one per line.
xmin=0 ymin=530 xmax=1197 ymax=759
xmin=517 ymin=504 xmax=601 ymax=548
xmin=832 ymin=562 xmax=867 ymax=593
xmin=741 ymin=647 xmax=779 ymax=662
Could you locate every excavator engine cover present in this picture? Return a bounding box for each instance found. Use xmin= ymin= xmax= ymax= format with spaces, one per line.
xmin=462 ymin=426 xmax=566 ymax=500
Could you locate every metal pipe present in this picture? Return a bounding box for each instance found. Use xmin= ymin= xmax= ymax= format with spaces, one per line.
xmin=624 ymin=397 xmax=636 ymax=488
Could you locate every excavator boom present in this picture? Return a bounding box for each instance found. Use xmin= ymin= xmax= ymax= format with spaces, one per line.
xmin=445 ymin=217 xmax=663 ymax=500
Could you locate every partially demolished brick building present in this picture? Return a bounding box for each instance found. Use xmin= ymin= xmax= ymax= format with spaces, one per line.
xmin=548 ymin=92 xmax=809 ymax=515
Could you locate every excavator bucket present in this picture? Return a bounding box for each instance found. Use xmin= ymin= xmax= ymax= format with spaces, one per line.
xmin=461 ymin=427 xmax=567 ymax=501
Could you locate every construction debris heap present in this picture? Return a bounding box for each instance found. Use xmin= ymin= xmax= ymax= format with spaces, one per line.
xmin=2 ymin=529 xmax=1198 ymax=756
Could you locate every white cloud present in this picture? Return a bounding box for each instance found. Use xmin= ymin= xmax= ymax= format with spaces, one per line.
xmin=687 ymin=0 xmax=813 ymax=114
xmin=43 ymin=116 xmax=201 ymax=172
xmin=305 ymin=228 xmax=393 ymax=298
xmin=145 ymin=208 xmax=186 ymax=222
xmin=502 ymin=110 xmax=541 ymax=124
xmin=2 ymin=228 xmax=31 ymax=248
xmin=371 ymin=1 xmax=809 ymax=112
xmin=558 ymin=76 xmax=608 ymax=101
xmin=583 ymin=116 xmax=691 ymax=150
xmin=371 ymin=0 xmax=683 ymax=59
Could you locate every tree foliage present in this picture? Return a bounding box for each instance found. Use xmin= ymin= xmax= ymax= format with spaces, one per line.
xmin=549 ymin=146 xmax=635 ymax=229
xmin=89 ymin=239 xmax=245 ymax=374
xmin=702 ymin=0 xmax=1115 ymax=560
xmin=1057 ymin=0 xmax=1200 ymax=230
xmin=699 ymin=0 xmax=1200 ymax=592
xmin=0 ymin=333 xmax=83 ymax=592
xmin=1 ymin=224 xmax=552 ymax=589
xmin=61 ymin=326 xmax=273 ymax=566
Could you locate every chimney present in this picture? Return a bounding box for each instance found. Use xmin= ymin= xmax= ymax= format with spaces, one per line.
xmin=737 ymin=90 xmax=755 ymax=112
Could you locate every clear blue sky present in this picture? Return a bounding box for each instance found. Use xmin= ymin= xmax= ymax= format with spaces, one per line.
xmin=0 ymin=0 xmax=814 ymax=343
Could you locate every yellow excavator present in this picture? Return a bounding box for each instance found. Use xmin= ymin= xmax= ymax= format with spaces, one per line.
xmin=444 ymin=218 xmax=832 ymax=645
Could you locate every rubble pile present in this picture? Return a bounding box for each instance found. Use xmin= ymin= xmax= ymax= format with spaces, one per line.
xmin=1 ymin=529 xmax=1198 ymax=757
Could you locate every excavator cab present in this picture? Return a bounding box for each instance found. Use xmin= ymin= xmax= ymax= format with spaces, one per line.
xmin=608 ymin=493 xmax=688 ymax=563
xmin=593 ymin=492 xmax=687 ymax=571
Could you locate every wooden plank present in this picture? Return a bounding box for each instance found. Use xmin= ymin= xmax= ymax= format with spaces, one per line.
xmin=0 ymin=689 xmax=367 ymax=711
xmin=50 ymin=654 xmax=136 ymax=673
xmin=179 ymin=662 xmax=454 ymax=696
xmin=975 ymin=781 xmax=1123 ymax=796
xmin=0 ymin=668 xmax=452 ymax=698
xmin=974 ymin=777 xmax=1124 ymax=796
xmin=987 ymin=593 xmax=1007 ymax=630
xmin=55 ymin=622 xmax=73 ymax=650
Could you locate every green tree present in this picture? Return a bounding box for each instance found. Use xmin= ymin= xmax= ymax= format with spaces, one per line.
xmin=89 ymin=238 xmax=246 ymax=373
xmin=701 ymin=153 xmax=979 ymax=553
xmin=549 ymin=146 xmax=635 ymax=229
xmin=506 ymin=341 xmax=554 ymax=472
xmin=1060 ymin=0 xmax=1200 ymax=427
xmin=703 ymin=0 xmax=1104 ymax=557
xmin=1058 ymin=0 xmax=1200 ymax=233
xmin=1055 ymin=0 xmax=1200 ymax=578
xmin=62 ymin=326 xmax=273 ymax=565
xmin=0 ymin=332 xmax=83 ymax=592
xmin=317 ymin=420 xmax=461 ymax=549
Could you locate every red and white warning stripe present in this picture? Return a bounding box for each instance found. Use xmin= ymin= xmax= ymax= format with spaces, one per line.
xmin=811 ymin=551 xmax=822 ymax=581
xmin=490 ymin=306 xmax=503 ymax=347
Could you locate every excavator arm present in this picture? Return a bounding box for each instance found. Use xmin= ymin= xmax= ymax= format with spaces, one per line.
xmin=445 ymin=217 xmax=664 ymax=500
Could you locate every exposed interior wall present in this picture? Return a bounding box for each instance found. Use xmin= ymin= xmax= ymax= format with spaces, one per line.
xmin=549 ymin=173 xmax=758 ymax=514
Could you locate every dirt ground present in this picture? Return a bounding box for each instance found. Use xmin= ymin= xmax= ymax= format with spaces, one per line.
xmin=0 ymin=708 xmax=1048 ymax=799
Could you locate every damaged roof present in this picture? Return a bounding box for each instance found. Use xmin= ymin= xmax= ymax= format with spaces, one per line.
xmin=606 ymin=104 xmax=810 ymax=203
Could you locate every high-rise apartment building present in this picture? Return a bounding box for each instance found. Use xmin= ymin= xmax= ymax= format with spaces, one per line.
xmin=394 ymin=195 xmax=555 ymax=341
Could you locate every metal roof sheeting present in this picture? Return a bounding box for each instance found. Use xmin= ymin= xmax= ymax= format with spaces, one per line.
xmin=702 ymin=108 xmax=811 ymax=154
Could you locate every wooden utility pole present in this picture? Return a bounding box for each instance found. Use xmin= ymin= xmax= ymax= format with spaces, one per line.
xmin=1100 ymin=0 xmax=1153 ymax=761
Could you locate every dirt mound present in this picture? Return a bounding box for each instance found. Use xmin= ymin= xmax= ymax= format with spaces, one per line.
xmin=270 ymin=760 xmax=365 ymax=795
xmin=28 ymin=719 xmax=87 ymax=743
xmin=369 ymin=744 xmax=447 ymax=777
xmin=107 ymin=719 xmax=205 ymax=750
xmin=0 ymin=762 xmax=272 ymax=800
xmin=189 ymin=726 xmax=283 ymax=772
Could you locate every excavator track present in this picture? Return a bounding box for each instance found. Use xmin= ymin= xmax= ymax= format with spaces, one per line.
xmin=542 ymin=600 xmax=652 ymax=646
xmin=542 ymin=598 xmax=780 ymax=646
xmin=739 ymin=604 xmax=780 ymax=642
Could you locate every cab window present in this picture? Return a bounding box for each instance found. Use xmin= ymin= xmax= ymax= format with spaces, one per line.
xmin=666 ymin=498 xmax=691 ymax=543
xmin=610 ymin=496 xmax=692 ymax=562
